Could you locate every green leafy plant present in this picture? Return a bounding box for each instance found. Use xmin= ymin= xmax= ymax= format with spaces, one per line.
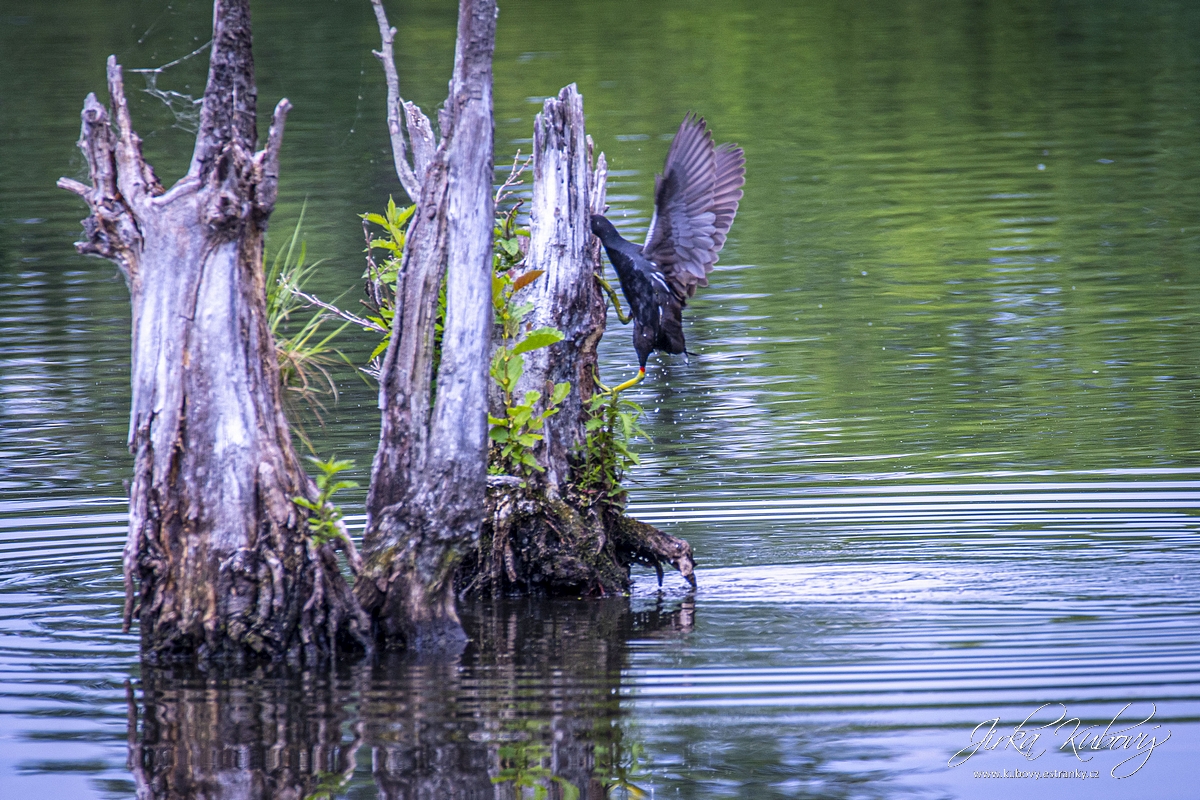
xmin=493 ymin=200 xmax=526 ymax=273
xmin=293 ymin=456 xmax=358 ymax=546
xmin=487 ymin=262 xmax=570 ymax=478
xmin=595 ymin=735 xmax=650 ymax=799
xmin=360 ymin=196 xmax=417 ymax=365
xmin=303 ymin=770 xmax=353 ymax=800
xmin=577 ymin=387 xmax=649 ymax=506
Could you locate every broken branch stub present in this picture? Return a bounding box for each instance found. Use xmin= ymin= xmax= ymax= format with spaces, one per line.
xmin=59 ymin=0 xmax=369 ymax=663
xmin=369 ymin=0 xmax=438 ymax=201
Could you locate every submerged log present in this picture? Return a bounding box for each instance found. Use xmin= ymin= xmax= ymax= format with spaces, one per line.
xmin=461 ymin=86 xmax=695 ymax=597
xmin=355 ymin=0 xmax=497 ymax=649
xmin=59 ymin=0 xmax=369 ymax=662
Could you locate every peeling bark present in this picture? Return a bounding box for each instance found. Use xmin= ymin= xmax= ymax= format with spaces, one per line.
xmin=462 ymin=86 xmax=695 ymax=597
xmin=519 ymin=85 xmax=609 ymax=496
xmin=59 ymin=0 xmax=369 ymax=663
xmin=357 ymin=0 xmax=497 ymax=650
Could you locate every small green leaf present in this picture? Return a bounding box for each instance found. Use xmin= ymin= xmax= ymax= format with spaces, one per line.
xmin=511 ymin=327 xmax=564 ymax=356
xmin=491 ymin=351 xmax=512 ymax=386
xmin=550 ymin=381 xmax=571 ymax=405
xmin=553 ymin=776 xmax=581 ymax=800
xmin=511 ymin=301 xmax=535 ymax=321
xmin=394 ymin=204 xmax=416 ymax=225
xmin=505 ymin=353 xmax=525 ymax=386
xmin=369 ymin=336 xmax=391 ymax=362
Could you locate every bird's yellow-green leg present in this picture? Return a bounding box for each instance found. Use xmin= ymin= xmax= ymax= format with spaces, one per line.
xmin=609 ymin=367 xmax=646 ymax=395
xmin=594 ymin=273 xmax=631 ymax=324
xmin=590 ymin=365 xmax=613 ymax=394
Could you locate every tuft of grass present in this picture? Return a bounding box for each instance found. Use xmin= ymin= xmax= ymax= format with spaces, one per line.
xmin=265 ymin=205 xmax=351 ymax=450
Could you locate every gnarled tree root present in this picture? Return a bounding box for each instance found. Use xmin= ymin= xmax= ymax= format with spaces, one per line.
xmin=607 ymin=512 xmax=696 ymax=589
xmin=459 ymin=483 xmax=694 ymax=596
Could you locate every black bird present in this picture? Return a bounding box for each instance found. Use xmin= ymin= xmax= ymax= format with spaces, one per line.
xmin=591 ymin=113 xmax=746 ymax=392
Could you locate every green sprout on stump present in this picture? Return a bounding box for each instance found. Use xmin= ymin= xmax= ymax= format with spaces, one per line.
xmin=488 ymin=263 xmax=570 ymax=479
xmin=293 ymin=456 xmax=358 ymax=547
xmin=578 ymin=382 xmax=649 ymax=507
xmin=486 ymin=200 xmax=572 ymax=479
xmin=360 ymin=196 xmax=417 ymax=366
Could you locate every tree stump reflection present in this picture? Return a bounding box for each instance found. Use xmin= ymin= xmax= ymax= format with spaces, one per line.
xmin=128 ymin=666 xmax=361 ymax=799
xmin=128 ymin=594 xmax=695 ymax=798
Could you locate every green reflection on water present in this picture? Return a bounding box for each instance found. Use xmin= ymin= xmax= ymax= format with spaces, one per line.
xmin=3 ymin=0 xmax=1196 ymax=503
xmin=491 ymin=0 xmax=1200 ymax=482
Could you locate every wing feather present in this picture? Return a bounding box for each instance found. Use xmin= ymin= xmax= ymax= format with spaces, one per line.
xmin=643 ymin=114 xmax=746 ymax=299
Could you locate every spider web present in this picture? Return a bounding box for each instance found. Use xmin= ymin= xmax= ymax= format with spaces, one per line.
xmin=128 ymin=41 xmax=211 ymax=133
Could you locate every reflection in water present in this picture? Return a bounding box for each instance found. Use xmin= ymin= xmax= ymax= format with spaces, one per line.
xmin=365 ymin=659 xmax=492 ymax=799
xmin=127 ymin=595 xmax=695 ymax=799
xmin=129 ymin=668 xmax=361 ymax=799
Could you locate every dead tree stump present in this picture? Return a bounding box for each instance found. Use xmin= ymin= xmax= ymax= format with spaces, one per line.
xmin=461 ymin=85 xmax=695 ymax=597
xmin=59 ymin=0 xmax=369 ymax=663
xmin=355 ymin=0 xmax=498 ymax=650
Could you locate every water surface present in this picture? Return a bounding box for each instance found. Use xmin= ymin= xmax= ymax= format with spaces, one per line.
xmin=1 ymin=0 xmax=1198 ymax=797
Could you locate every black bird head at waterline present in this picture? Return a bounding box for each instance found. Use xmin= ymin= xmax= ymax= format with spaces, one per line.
xmin=591 ymin=113 xmax=746 ymax=393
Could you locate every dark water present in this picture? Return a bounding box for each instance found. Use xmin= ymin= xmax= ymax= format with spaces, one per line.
xmin=2 ymin=0 xmax=1199 ymax=797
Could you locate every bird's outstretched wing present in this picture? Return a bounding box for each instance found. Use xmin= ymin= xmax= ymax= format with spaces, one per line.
xmin=643 ymin=113 xmax=746 ymax=299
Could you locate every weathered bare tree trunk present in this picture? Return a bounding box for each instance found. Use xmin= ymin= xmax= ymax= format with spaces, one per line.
xmin=59 ymin=0 xmax=369 ymax=663
xmin=520 ymin=86 xmax=609 ymax=495
xmin=464 ymin=86 xmax=695 ymax=596
xmin=356 ymin=0 xmax=496 ymax=649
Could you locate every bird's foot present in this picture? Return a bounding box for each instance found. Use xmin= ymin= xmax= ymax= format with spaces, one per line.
xmin=594 ymin=273 xmax=631 ymax=324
